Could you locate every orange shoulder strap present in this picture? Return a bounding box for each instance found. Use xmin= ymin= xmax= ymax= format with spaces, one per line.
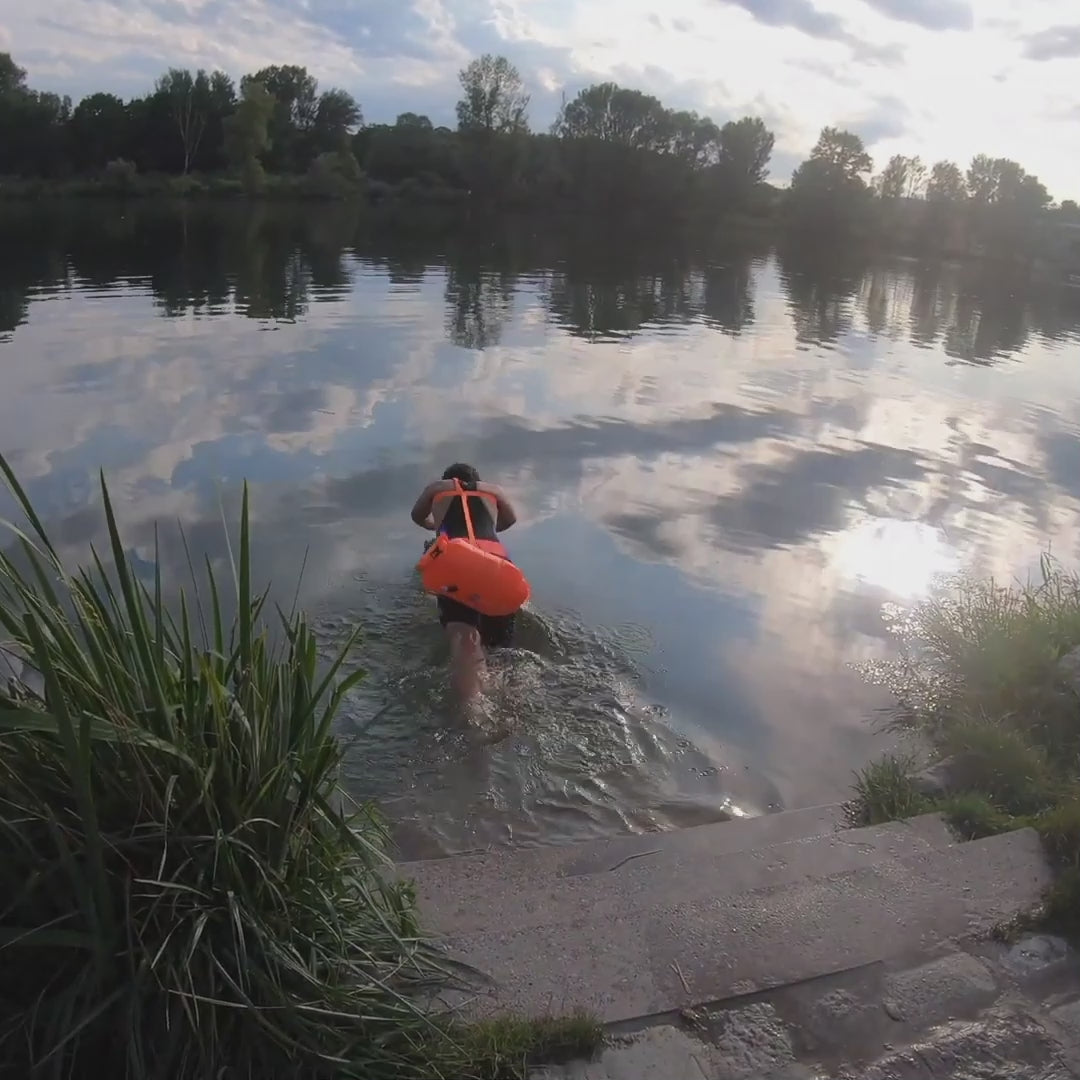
xmin=431 ymin=484 xmax=497 ymax=508
xmin=431 ymin=480 xmax=496 ymax=545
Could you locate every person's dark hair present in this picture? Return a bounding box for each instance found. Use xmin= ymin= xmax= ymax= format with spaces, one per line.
xmin=442 ymin=462 xmax=480 ymax=486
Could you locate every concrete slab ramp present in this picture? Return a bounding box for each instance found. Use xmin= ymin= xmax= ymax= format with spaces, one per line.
xmin=400 ymin=810 xmax=1053 ymax=1022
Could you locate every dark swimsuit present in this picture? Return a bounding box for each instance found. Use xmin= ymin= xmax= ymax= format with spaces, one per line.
xmin=434 ymin=490 xmax=516 ymax=649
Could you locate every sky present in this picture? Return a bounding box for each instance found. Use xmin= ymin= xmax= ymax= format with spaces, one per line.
xmin=4 ymin=0 xmax=1080 ymax=198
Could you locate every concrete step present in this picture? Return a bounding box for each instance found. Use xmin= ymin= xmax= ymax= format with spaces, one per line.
xmin=408 ymin=814 xmax=956 ymax=937
xmin=400 ymin=803 xmax=859 ymax=910
xmin=403 ymin=802 xmax=850 ymax=875
xmin=424 ymin=827 xmax=1052 ymax=1023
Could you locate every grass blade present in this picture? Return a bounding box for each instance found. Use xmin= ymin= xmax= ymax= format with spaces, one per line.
xmin=98 ymin=472 xmax=169 ymax=727
xmin=21 ymin=613 xmax=113 ymax=948
xmin=238 ymin=483 xmax=252 ymax=681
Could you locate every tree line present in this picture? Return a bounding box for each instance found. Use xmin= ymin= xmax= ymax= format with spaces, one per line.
xmin=786 ymin=126 xmax=1077 ymax=257
xmin=1 ymin=48 xmax=1076 ymax=248
xmin=788 ymin=126 xmax=1073 ymax=219
xmin=0 ymin=52 xmax=361 ymax=191
xmin=0 ymin=50 xmax=774 ymax=214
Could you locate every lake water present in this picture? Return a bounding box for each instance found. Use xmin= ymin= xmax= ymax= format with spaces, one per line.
xmin=2 ymin=201 xmax=1079 ymax=858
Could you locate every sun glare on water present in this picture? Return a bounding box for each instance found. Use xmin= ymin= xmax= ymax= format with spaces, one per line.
xmin=833 ymin=518 xmax=961 ymax=601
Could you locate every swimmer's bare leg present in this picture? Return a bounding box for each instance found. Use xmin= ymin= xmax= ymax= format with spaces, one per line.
xmin=445 ymin=622 xmax=488 ymax=702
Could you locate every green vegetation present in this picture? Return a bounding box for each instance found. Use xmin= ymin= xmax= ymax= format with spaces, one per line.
xmin=449 ymin=1013 xmax=605 ymax=1079
xmin=0 ymin=455 xmax=601 ymax=1078
xmin=850 ymin=556 xmax=1080 ymax=934
xmin=4 ymin=46 xmax=1075 ymax=254
xmin=0 ymin=171 xmax=370 ymax=202
xmin=0 ymin=48 xmax=775 ymax=221
xmin=847 ymin=753 xmax=931 ymax=826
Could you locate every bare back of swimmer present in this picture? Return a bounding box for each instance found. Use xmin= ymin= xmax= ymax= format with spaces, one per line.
xmin=410 ymin=463 xmax=520 ymax=699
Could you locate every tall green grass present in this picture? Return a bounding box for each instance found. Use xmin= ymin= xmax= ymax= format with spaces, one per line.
xmin=0 ymin=459 xmax=454 ymax=1078
xmin=881 ymin=554 xmax=1080 ymax=746
xmin=852 ymin=555 xmax=1080 ymax=930
xmin=846 ymin=753 xmax=930 ymax=826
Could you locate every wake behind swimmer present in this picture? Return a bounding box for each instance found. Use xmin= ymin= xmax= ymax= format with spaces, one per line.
xmin=411 ymin=463 xmax=530 ymax=702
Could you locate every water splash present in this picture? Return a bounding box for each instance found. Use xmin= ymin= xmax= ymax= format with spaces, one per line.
xmin=316 ymin=580 xmax=743 ymax=858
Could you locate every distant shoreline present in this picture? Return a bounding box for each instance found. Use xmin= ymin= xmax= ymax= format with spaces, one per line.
xmin=0 ymin=174 xmax=781 ymax=235
xmin=0 ymin=173 xmax=781 ymax=220
xmin=0 ymin=173 xmax=415 ymax=203
xmin=2 ymin=186 xmax=1077 ymax=288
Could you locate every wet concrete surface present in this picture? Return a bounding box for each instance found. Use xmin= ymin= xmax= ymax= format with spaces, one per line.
xmin=419 ymin=818 xmax=1052 ymax=1021
xmin=532 ymin=935 xmax=1080 ymax=1080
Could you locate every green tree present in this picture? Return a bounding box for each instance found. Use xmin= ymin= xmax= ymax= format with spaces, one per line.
xmin=965 ymin=155 xmax=1051 ymax=210
xmin=245 ymin=65 xmax=318 ymax=172
xmin=1015 ymin=173 xmax=1051 ymax=212
xmin=456 ymin=54 xmax=529 ymax=135
xmin=906 ymin=156 xmax=926 ymax=198
xmin=201 ymin=71 xmax=237 ymax=172
xmin=359 ymin=122 xmax=462 ymax=187
xmin=718 ymin=116 xmax=774 ymax=188
xmin=966 ymin=154 xmax=997 ymax=203
xmin=249 ymin=64 xmax=317 ymax=128
xmin=810 ymin=126 xmax=872 ymax=180
xmin=0 ymin=79 xmax=71 ymax=177
xmin=224 ymin=79 xmax=274 ymax=192
xmin=454 ymin=55 xmax=530 ymax=201
xmin=554 ymin=83 xmax=667 ymax=150
xmin=0 ymin=54 xmax=72 ymax=177
xmin=878 ymin=154 xmax=924 ymax=199
xmin=789 ymin=128 xmax=872 ymax=202
xmin=551 ymin=83 xmax=688 ymax=214
xmin=926 ymin=160 xmax=966 ymax=203
xmin=395 ymin=112 xmax=432 ymax=130
xmin=70 ymin=93 xmax=128 ymax=172
xmin=306 ymin=147 xmax=363 ymax=198
xmin=787 ymin=127 xmax=873 ymax=230
xmin=959 ymin=155 xmax=1053 ymax=257
xmin=209 ymin=71 xmax=236 ymax=109
xmin=991 ymin=158 xmax=1026 ymax=202
xmin=0 ymin=52 xmax=27 ymax=97
xmin=313 ymin=88 xmax=361 ymax=153
xmin=155 ymin=68 xmax=213 ymax=174
xmin=668 ymin=111 xmax=720 ymax=167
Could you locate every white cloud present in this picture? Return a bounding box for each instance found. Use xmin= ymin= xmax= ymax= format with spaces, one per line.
xmin=6 ymin=0 xmax=1080 ymax=196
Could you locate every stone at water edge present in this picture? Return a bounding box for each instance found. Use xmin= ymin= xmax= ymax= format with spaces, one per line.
xmin=704 ymin=1002 xmax=797 ymax=1077
xmin=881 ymin=953 xmax=998 ymax=1028
xmin=835 ymin=1007 xmax=1072 ymax=1080
xmin=1001 ymin=935 xmax=1071 ymax=978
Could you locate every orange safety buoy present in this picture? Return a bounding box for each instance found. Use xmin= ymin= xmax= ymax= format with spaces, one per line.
xmin=416 ymin=482 xmax=530 ymax=617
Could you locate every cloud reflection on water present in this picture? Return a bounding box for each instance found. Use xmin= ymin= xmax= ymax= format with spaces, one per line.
xmin=2 ymin=202 xmax=1079 ymax=850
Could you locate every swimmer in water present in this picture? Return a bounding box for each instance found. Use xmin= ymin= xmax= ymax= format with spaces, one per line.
xmin=411 ymin=463 xmax=521 ymax=700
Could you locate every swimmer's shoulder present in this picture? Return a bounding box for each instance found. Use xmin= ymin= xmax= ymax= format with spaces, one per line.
xmin=428 ymin=479 xmax=506 ymax=502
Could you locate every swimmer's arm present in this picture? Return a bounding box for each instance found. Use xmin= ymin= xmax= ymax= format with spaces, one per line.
xmin=492 ymin=488 xmax=518 ymax=532
xmin=410 ymin=483 xmax=439 ymax=529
